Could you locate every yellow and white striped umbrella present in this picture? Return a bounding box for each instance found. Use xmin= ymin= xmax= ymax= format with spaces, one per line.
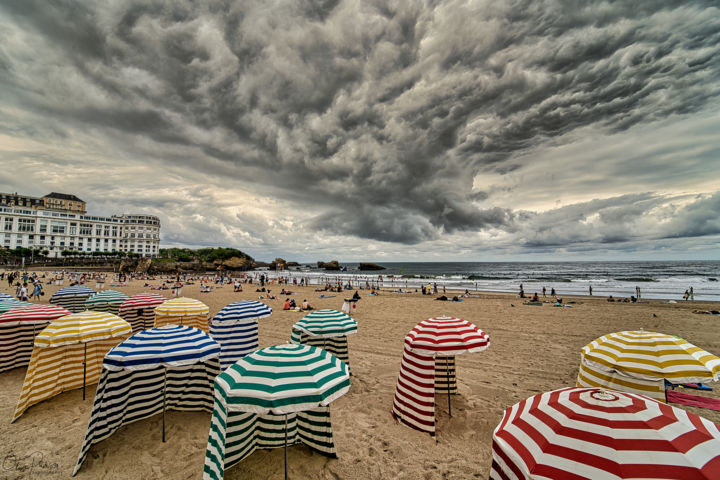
xmin=35 ymin=311 xmax=132 ymax=347
xmin=581 ymin=330 xmax=720 ymax=384
xmin=12 ymin=312 xmax=131 ymax=422
xmin=154 ymin=297 xmax=210 ymax=332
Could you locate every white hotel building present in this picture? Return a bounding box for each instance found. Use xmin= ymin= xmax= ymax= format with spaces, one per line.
xmin=0 ymin=192 xmax=160 ymax=258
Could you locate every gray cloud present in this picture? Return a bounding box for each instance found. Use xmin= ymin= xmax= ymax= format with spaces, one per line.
xmin=1 ymin=0 xmax=720 ymax=258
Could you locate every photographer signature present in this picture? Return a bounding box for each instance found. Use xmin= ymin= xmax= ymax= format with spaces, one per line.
xmin=3 ymin=451 xmax=59 ymax=476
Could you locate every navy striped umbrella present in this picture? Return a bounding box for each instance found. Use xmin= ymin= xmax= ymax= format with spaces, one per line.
xmin=50 ymin=285 xmax=96 ymax=313
xmin=74 ymin=325 xmax=221 ymax=475
xmin=210 ymin=301 xmax=272 ymax=370
xmin=0 ymin=293 xmax=13 ymax=301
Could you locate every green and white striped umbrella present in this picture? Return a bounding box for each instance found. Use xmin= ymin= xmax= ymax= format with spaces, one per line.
xmin=215 ymin=343 xmax=350 ymax=414
xmin=0 ymin=300 xmax=33 ymax=314
xmin=292 ymin=309 xmax=357 ymax=338
xmin=84 ymin=290 xmax=129 ymax=314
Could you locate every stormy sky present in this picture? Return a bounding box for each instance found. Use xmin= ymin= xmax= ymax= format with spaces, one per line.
xmin=1 ymin=0 xmax=719 ymax=262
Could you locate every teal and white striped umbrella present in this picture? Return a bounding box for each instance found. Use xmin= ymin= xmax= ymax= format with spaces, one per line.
xmin=292 ymin=309 xmax=357 ymax=338
xmin=0 ymin=300 xmax=33 ymax=314
xmin=85 ymin=290 xmax=129 ymax=314
xmin=215 ymin=343 xmax=350 ymax=414
xmin=205 ymin=344 xmax=350 ymax=480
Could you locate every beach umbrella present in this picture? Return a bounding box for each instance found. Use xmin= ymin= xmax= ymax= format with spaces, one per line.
xmin=210 ymin=300 xmax=272 ymax=370
xmin=154 ymin=297 xmax=210 ymax=332
xmin=73 ymin=325 xmax=220 ymax=475
xmin=491 ymin=386 xmax=720 ymax=479
xmin=0 ymin=304 xmax=71 ymax=373
xmin=49 ymin=285 xmax=96 ymax=313
xmin=0 ymin=292 xmax=13 ymax=301
xmin=84 ymin=289 xmax=129 ymax=315
xmin=0 ymin=299 xmax=33 ymax=314
xmin=289 ymin=309 xmax=357 ymax=369
xmin=118 ymin=292 xmax=167 ymax=332
xmin=391 ymin=316 xmax=490 ymax=435
xmin=203 ymin=344 xmax=351 ymax=480
xmin=577 ymin=330 xmax=720 ymax=402
xmin=12 ymin=311 xmax=131 ymax=422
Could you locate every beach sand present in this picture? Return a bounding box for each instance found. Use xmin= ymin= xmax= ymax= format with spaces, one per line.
xmin=1 ymin=274 xmax=719 ymax=479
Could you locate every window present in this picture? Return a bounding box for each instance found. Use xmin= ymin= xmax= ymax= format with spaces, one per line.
xmin=103 ymin=226 xmax=110 ymax=237
xmin=3 ymin=218 xmax=12 ymax=231
xmin=95 ymin=225 xmax=102 ymax=236
xmin=69 ymin=223 xmax=77 ymax=235
xmin=51 ymin=221 xmax=66 ymax=234
xmin=112 ymin=226 xmax=118 ymax=236
xmin=80 ymin=223 xmax=92 ymax=236
xmin=39 ymin=220 xmax=48 ymax=233
xmin=18 ymin=218 xmax=35 ymax=232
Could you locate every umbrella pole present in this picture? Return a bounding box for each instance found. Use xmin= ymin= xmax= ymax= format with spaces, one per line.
xmin=82 ymin=343 xmax=87 ymax=400
xmin=284 ymin=414 xmax=288 ymax=480
xmin=162 ymin=368 xmax=167 ymax=442
xmin=446 ymin=357 xmax=452 ymax=418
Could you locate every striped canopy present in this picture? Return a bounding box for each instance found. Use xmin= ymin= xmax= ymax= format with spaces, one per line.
xmin=210 ymin=301 xmax=271 ymax=370
xmin=0 ymin=292 xmax=13 ymax=301
xmin=119 ymin=292 xmax=168 ymax=311
xmin=49 ymin=285 xmax=96 ymax=313
xmin=74 ymin=325 xmax=220 ymax=475
xmin=84 ymin=290 xmax=129 ymax=313
xmin=293 ymin=309 xmax=357 ymax=338
xmin=213 ymin=300 xmax=272 ymax=323
xmin=0 ymin=305 xmax=72 ymax=373
xmin=0 ymin=304 xmax=72 ymax=326
xmin=118 ymin=293 xmax=167 ymax=332
xmin=217 ymin=343 xmax=350 ymax=414
xmin=405 ymin=316 xmax=490 ymax=356
xmin=155 ymin=297 xmax=210 ymax=316
xmin=582 ymin=331 xmax=720 ymax=384
xmin=104 ymin=325 xmax=221 ymax=370
xmin=155 ymin=297 xmax=210 ymax=333
xmin=13 ymin=311 xmax=132 ymax=421
xmin=392 ymin=316 xmax=490 ymax=435
xmin=0 ymin=300 xmax=33 ymax=314
xmin=204 ymin=344 xmax=350 ymax=480
xmin=35 ymin=311 xmax=132 ymax=347
xmin=491 ymin=387 xmax=720 ymax=480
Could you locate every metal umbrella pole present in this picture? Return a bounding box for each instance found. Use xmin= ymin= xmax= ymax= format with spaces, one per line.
xmin=446 ymin=357 xmax=452 ymax=417
xmin=284 ymin=414 xmax=288 ymax=480
xmin=162 ymin=367 xmax=167 ymax=442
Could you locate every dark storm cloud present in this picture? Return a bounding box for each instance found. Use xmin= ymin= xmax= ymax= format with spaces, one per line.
xmin=1 ymin=0 xmax=720 ymax=248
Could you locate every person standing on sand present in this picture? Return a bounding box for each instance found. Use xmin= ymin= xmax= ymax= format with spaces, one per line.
xmin=589 ymin=285 xmax=593 ymax=296
xmin=690 ymin=286 xmax=694 ymax=300
xmin=542 ymin=287 xmax=546 ymax=297
xmin=636 ymin=286 xmax=641 ymax=299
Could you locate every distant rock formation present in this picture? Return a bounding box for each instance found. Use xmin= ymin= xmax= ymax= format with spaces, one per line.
xmin=358 ymin=263 xmax=386 ymax=270
xmin=317 ymin=260 xmax=341 ymax=270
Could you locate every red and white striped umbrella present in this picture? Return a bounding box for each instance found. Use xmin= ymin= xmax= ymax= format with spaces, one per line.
xmin=491 ymin=387 xmax=720 ymax=480
xmin=392 ymin=316 xmax=490 ymax=435
xmin=0 ymin=304 xmax=72 ymax=326
xmin=405 ymin=315 xmax=490 ymax=355
xmin=119 ymin=293 xmax=168 ymax=311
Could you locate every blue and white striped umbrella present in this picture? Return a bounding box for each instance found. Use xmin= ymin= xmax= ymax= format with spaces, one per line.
xmin=50 ymin=285 xmax=96 ymax=313
xmin=0 ymin=293 xmax=13 ymax=301
xmin=104 ymin=324 xmax=221 ymax=370
xmin=74 ymin=325 xmax=221 ymax=475
xmin=210 ymin=301 xmax=272 ymax=370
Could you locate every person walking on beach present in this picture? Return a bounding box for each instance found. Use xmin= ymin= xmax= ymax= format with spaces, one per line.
xmin=636 ymin=286 xmax=641 ymax=299
xmin=683 ymin=289 xmax=690 ymax=301
xmin=550 ymin=287 xmax=556 ymax=297
xmin=690 ymin=286 xmax=694 ymax=300
xmin=542 ymin=287 xmax=546 ymax=297
xmin=589 ymin=285 xmax=593 ymax=296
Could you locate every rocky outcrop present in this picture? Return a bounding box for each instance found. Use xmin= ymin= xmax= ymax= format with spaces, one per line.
xmin=317 ymin=260 xmax=341 ymax=270
xmin=358 ymin=263 xmax=386 ymax=270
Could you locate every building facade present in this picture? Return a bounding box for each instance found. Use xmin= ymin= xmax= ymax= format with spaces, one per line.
xmin=0 ymin=192 xmax=160 ymax=258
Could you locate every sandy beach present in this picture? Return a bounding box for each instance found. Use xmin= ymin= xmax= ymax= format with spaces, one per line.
xmin=1 ymin=274 xmax=719 ymax=480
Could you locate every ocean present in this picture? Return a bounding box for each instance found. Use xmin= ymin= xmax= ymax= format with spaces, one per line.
xmin=262 ymin=261 xmax=720 ymax=301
